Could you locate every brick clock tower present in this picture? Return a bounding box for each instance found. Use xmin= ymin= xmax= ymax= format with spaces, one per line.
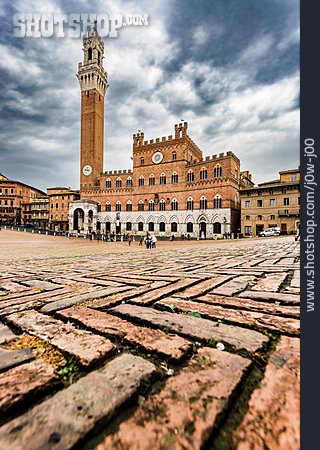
xmin=77 ymin=28 xmax=108 ymax=189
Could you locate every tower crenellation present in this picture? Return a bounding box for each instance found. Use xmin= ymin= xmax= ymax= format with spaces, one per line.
xmin=77 ymin=29 xmax=108 ymax=97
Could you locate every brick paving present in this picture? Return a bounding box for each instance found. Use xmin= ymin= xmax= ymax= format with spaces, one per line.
xmin=0 ymin=230 xmax=300 ymax=449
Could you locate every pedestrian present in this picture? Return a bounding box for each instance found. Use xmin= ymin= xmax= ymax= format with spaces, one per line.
xmin=145 ymin=234 xmax=151 ymax=249
xmin=128 ymin=234 xmax=132 ymax=246
xmin=139 ymin=236 xmax=143 ymax=246
xmin=151 ymin=234 xmax=157 ymax=249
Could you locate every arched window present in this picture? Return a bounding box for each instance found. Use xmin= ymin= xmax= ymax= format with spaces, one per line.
xmin=98 ymin=50 xmax=101 ymax=65
xmin=115 ymin=201 xmax=121 ymax=212
xmin=106 ymin=178 xmax=111 ymax=189
xmin=213 ymin=222 xmax=221 ymax=233
xmin=245 ymin=215 xmax=251 ymax=220
xmin=105 ymin=221 xmax=111 ymax=232
xmin=105 ymin=202 xmax=111 ymax=212
xmin=160 ymin=173 xmax=166 ymax=185
xmin=138 ymin=222 xmax=144 ymax=231
xmin=138 ymin=200 xmax=144 ymax=211
xmin=160 ymin=199 xmax=166 ymax=211
xmin=171 ymin=222 xmax=178 ymax=232
xmin=171 ymin=199 xmax=178 ymax=211
xmin=88 ymin=47 xmax=92 ymax=60
xmin=172 ymin=172 xmax=178 ymax=184
xmin=140 ymin=157 xmax=144 ymax=166
xmin=97 ymin=203 xmax=101 ymax=213
xmin=126 ymin=177 xmax=132 ymax=188
xmin=126 ymin=222 xmax=132 ymax=231
xmin=213 ymin=195 xmax=222 ymax=209
xmin=187 ymin=197 xmax=194 ymax=210
xmin=257 ymin=215 xmax=263 ymax=220
xmin=187 ymin=222 xmax=193 ymax=233
xmin=139 ymin=176 xmax=144 ymax=186
xmin=200 ymin=196 xmax=207 ymax=210
xmin=126 ymin=201 xmax=132 ymax=212
xmin=187 ymin=171 xmax=194 ymax=182
xmin=172 ymin=151 xmax=177 ymax=161
xmin=149 ymin=174 xmax=155 ymax=186
xmin=148 ymin=222 xmax=154 ymax=232
xmin=270 ymin=215 xmax=276 ymax=220
xmin=159 ymin=222 xmax=166 ymax=232
xmin=149 ymin=200 xmax=155 ymax=211
xmin=116 ymin=177 xmax=122 ymax=188
xmin=214 ymin=165 xmax=222 ymax=178
xmin=200 ymin=168 xmax=207 ymax=180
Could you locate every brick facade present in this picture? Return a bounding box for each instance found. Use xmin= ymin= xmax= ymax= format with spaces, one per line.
xmin=70 ymin=30 xmax=242 ymax=239
xmin=0 ymin=173 xmax=46 ymax=226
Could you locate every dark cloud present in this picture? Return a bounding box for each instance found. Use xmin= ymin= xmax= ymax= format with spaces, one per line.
xmin=0 ymin=0 xmax=299 ymax=191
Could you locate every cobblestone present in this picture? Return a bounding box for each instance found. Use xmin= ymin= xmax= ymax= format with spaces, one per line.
xmin=238 ymin=290 xmax=300 ymax=304
xmin=211 ymin=275 xmax=257 ymax=296
xmin=111 ymin=304 xmax=269 ymax=352
xmin=6 ymin=310 xmax=114 ymax=366
xmin=0 ymin=348 xmax=34 ymax=372
xmin=184 ymin=294 xmax=300 ymax=317
xmin=232 ymin=336 xmax=300 ymax=449
xmin=0 ymin=323 xmax=16 ymax=344
xmin=58 ymin=306 xmax=192 ymax=361
xmin=0 ymin=231 xmax=300 ymax=448
xmin=97 ymin=348 xmax=251 ymax=450
xmin=251 ymin=272 xmax=288 ymax=292
xmin=0 ymin=354 xmax=156 ymax=450
xmin=0 ymin=359 xmax=59 ymax=419
xmin=155 ymin=298 xmax=300 ymax=336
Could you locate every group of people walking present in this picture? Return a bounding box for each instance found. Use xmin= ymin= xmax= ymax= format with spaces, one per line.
xmin=137 ymin=233 xmax=157 ymax=249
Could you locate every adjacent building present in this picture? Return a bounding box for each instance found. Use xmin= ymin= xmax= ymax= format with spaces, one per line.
xmin=21 ymin=196 xmax=49 ymax=229
xmin=69 ymin=29 xmax=243 ymax=238
xmin=0 ymin=172 xmax=46 ymax=226
xmin=240 ymin=168 xmax=300 ymax=236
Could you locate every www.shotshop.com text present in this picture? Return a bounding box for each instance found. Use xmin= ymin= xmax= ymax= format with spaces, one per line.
xmin=304 ymin=138 xmax=317 ymax=312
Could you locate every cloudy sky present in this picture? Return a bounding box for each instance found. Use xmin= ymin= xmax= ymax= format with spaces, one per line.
xmin=0 ymin=0 xmax=299 ymax=191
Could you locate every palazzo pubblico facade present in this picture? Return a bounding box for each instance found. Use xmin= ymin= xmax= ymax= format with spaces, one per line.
xmin=69 ymin=29 xmax=247 ymax=239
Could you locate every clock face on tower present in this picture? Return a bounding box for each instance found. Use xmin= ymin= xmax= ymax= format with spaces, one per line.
xmin=152 ymin=151 xmax=163 ymax=164
xmin=83 ymin=164 xmax=92 ymax=176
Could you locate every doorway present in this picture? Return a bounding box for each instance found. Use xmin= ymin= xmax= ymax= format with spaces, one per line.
xmin=256 ymin=224 xmax=264 ymax=235
xmin=199 ymin=221 xmax=206 ymax=239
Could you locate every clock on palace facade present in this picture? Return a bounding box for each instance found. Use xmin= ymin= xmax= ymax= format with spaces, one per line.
xmin=152 ymin=151 xmax=163 ymax=164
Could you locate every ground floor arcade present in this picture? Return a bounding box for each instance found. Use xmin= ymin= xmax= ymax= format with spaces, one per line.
xmin=69 ymin=200 xmax=236 ymax=239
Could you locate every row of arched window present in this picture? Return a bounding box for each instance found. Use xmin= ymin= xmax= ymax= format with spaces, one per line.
xmin=100 ymin=195 xmax=222 ymax=212
xmin=104 ymin=221 xmax=222 ymax=234
xmin=105 ymin=165 xmax=224 ymax=189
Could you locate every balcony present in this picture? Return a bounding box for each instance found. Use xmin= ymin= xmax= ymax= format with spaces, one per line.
xmin=278 ymin=208 xmax=300 ymax=217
